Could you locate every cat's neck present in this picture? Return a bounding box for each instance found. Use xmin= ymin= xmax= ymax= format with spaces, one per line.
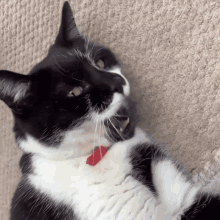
xmin=19 ymin=126 xmax=147 ymax=162
xmin=29 ymin=127 xmax=149 ymax=182
xmin=18 ymin=120 xmax=112 ymax=161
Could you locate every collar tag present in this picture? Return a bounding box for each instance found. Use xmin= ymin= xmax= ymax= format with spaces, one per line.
xmin=86 ymin=146 xmax=107 ymax=166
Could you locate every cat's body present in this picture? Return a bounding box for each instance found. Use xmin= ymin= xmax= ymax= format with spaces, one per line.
xmin=1 ymin=2 xmax=220 ymax=220
xmin=12 ymin=127 xmax=200 ymax=220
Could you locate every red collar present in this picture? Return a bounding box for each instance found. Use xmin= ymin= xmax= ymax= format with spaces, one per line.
xmin=86 ymin=146 xmax=108 ymax=166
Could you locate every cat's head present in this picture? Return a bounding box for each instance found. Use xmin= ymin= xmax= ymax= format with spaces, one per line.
xmin=0 ymin=1 xmax=137 ymax=159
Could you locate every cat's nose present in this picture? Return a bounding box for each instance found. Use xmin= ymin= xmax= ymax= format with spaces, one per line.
xmin=106 ymin=67 xmax=130 ymax=96
xmin=109 ymin=74 xmax=125 ymax=94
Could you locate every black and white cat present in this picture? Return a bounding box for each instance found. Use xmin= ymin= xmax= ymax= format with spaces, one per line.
xmin=1 ymin=1 xmax=220 ymax=219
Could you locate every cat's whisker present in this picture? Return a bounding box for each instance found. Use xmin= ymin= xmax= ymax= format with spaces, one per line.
xmin=102 ymin=120 xmax=112 ymax=144
xmin=113 ymin=112 xmax=129 ymax=118
xmin=102 ymin=101 xmax=109 ymax=105
xmin=70 ymin=74 xmax=85 ymax=83
xmin=65 ymin=113 xmax=89 ymax=132
xmin=87 ymin=42 xmax=97 ymax=61
xmin=93 ymin=118 xmax=99 ymax=156
xmin=54 ymin=66 xmax=65 ymax=76
xmin=98 ymin=119 xmax=101 ymax=147
xmin=107 ymin=119 xmax=116 ymax=143
xmin=106 ymin=119 xmax=112 ymax=142
xmin=98 ymin=119 xmax=103 ymax=159
xmin=12 ymin=185 xmax=28 ymax=211
xmin=96 ymin=47 xmax=104 ymax=54
xmin=98 ymin=105 xmax=105 ymax=158
xmin=109 ymin=118 xmax=124 ymax=140
xmin=74 ymin=49 xmax=84 ymax=59
xmin=85 ymin=96 xmax=92 ymax=111
xmin=113 ymin=116 xmax=121 ymax=123
xmin=40 ymin=126 xmax=58 ymax=143
xmin=40 ymin=128 xmax=48 ymax=140
xmin=93 ymin=103 xmax=98 ymax=113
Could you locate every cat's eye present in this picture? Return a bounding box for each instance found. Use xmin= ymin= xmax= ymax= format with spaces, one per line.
xmin=96 ymin=59 xmax=105 ymax=68
xmin=67 ymin=87 xmax=83 ymax=97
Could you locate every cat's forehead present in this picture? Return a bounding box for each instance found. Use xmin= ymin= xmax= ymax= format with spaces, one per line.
xmin=51 ymin=42 xmax=112 ymax=64
xmin=32 ymin=42 xmax=120 ymax=80
xmin=28 ymin=41 xmax=121 ymax=94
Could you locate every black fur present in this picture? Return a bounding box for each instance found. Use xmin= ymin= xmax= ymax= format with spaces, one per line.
xmin=129 ymin=142 xmax=166 ymax=196
xmin=20 ymin=153 xmax=33 ymax=174
xmin=0 ymin=3 xmax=128 ymax=147
xmin=181 ymin=193 xmax=220 ymax=220
xmin=5 ymin=2 xmax=134 ymax=219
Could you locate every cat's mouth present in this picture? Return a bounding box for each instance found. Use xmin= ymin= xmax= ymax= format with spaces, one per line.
xmin=105 ymin=98 xmax=137 ymax=142
xmin=113 ymin=116 xmax=130 ymax=132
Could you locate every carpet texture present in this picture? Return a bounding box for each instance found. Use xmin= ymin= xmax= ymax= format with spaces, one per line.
xmin=1 ymin=0 xmax=220 ymax=219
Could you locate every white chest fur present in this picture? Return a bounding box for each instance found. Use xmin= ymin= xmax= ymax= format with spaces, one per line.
xmin=28 ymin=128 xmax=173 ymax=220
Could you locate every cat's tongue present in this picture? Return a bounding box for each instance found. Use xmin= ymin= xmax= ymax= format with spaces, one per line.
xmin=86 ymin=146 xmax=108 ymax=166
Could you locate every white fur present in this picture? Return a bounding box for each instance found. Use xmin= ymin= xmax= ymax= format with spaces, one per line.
xmin=152 ymin=160 xmax=200 ymax=217
xmin=17 ymin=74 xmax=199 ymax=219
xmin=29 ymin=128 xmax=161 ymax=220
xmin=20 ymin=92 xmax=125 ymax=159
xmin=68 ymin=47 xmax=130 ymax=96
xmin=27 ymin=127 xmax=199 ymax=219
xmin=0 ymin=79 xmax=30 ymax=102
xmin=19 ymin=120 xmax=111 ymax=160
xmin=91 ymin=93 xmax=124 ymax=122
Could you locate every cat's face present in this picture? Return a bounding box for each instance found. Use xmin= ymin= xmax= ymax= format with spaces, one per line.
xmin=0 ymin=2 xmax=136 ymax=159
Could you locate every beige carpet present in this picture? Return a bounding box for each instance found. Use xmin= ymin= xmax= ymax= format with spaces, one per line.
xmin=1 ymin=0 xmax=220 ymax=219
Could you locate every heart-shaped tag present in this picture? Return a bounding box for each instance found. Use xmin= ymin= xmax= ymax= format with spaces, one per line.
xmin=86 ymin=146 xmax=108 ymax=166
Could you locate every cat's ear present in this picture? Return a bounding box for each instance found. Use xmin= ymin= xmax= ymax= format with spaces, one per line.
xmin=55 ymin=1 xmax=81 ymax=46
xmin=0 ymin=70 xmax=32 ymax=112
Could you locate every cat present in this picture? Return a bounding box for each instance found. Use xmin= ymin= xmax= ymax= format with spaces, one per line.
xmin=0 ymin=1 xmax=219 ymax=219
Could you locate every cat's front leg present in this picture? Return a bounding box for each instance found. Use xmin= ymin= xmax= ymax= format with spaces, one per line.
xmin=128 ymin=132 xmax=220 ymax=219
